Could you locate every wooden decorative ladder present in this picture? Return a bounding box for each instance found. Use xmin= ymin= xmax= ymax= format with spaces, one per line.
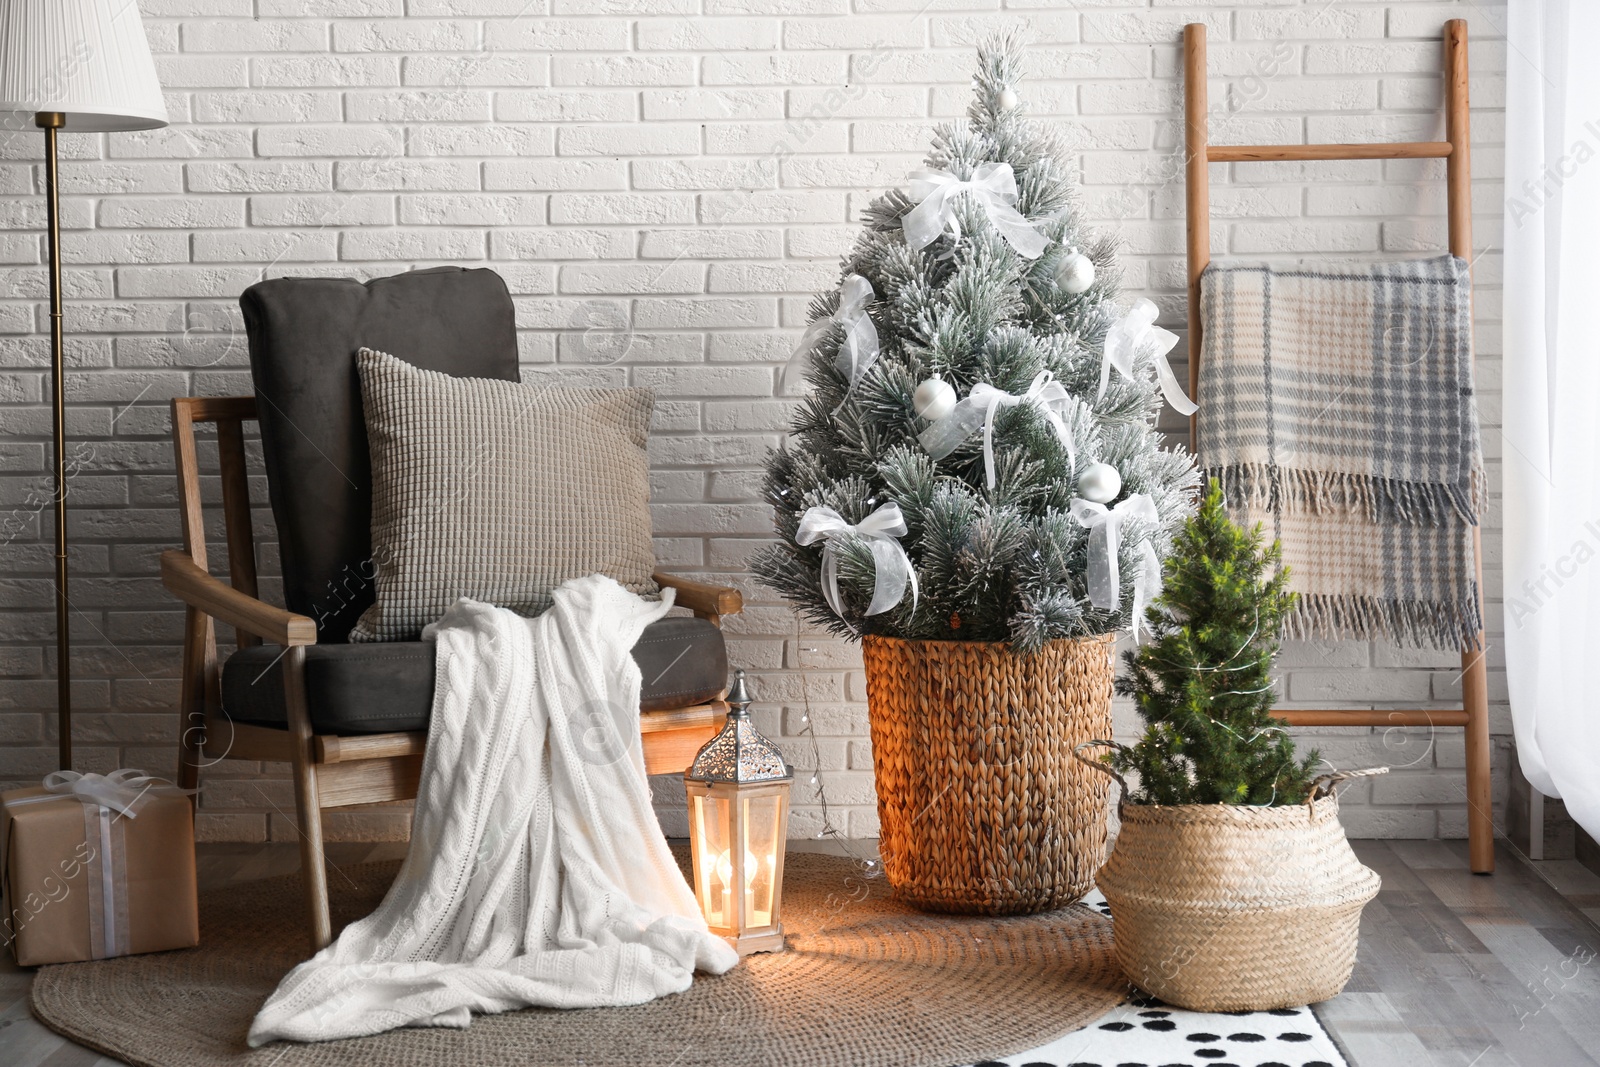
xmin=1182 ymin=20 xmax=1493 ymax=873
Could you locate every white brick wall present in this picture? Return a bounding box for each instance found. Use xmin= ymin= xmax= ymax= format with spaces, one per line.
xmin=0 ymin=0 xmax=1509 ymax=846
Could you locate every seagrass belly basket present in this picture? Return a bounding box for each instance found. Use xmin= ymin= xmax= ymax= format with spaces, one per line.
xmin=1088 ymin=766 xmax=1384 ymax=1011
xmin=860 ymin=633 xmax=1115 ymax=915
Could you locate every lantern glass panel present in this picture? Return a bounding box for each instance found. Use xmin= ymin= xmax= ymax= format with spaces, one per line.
xmin=742 ymin=794 xmax=782 ymax=928
xmin=691 ymin=792 xmax=734 ymax=932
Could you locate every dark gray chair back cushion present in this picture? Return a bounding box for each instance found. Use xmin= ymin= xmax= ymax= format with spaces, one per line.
xmin=240 ymin=267 xmax=519 ymax=642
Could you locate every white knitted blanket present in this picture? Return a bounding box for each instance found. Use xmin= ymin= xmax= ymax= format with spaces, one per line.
xmin=248 ymin=576 xmax=738 ymax=1046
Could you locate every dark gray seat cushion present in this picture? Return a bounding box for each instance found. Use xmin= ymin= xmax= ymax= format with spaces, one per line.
xmin=240 ymin=266 xmax=519 ymax=643
xmin=221 ymin=616 xmax=727 ymax=735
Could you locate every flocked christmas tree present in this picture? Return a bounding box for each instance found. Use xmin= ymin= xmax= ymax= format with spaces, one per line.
xmin=754 ymin=35 xmax=1198 ymax=651
xmin=1109 ymin=480 xmax=1320 ymax=806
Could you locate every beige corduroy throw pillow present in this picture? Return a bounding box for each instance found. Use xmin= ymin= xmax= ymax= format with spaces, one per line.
xmin=350 ymin=348 xmax=657 ymax=642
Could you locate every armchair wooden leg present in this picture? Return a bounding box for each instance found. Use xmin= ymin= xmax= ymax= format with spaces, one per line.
xmin=283 ymin=645 xmax=332 ymax=950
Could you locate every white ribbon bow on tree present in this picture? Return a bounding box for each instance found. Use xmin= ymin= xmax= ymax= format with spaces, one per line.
xmin=1098 ymin=298 xmax=1198 ymax=416
xmin=41 ymin=768 xmax=193 ymax=819
xmin=902 ymin=162 xmax=1049 ymax=260
xmin=795 ymin=502 xmax=919 ymax=621
xmin=917 ymin=370 xmax=1079 ymax=490
xmin=1070 ymin=494 xmax=1163 ymax=632
xmin=782 ymin=274 xmax=881 ymax=405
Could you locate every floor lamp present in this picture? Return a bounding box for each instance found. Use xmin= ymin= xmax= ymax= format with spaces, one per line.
xmin=0 ymin=2 xmax=168 ymax=770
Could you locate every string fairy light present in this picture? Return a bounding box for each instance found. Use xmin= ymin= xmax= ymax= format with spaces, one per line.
xmin=788 ymin=618 xmax=883 ymax=878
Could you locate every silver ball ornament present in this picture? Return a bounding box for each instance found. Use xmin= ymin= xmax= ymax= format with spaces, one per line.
xmin=997 ymin=87 xmax=1020 ymax=111
xmin=1076 ymin=462 xmax=1122 ymax=504
xmin=913 ymin=376 xmax=957 ymax=421
xmin=1056 ymin=248 xmax=1096 ymax=295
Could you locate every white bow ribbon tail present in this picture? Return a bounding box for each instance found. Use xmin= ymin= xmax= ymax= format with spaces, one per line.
xmin=1070 ymin=493 xmax=1161 ymax=618
xmin=902 ymin=162 xmax=1049 ymax=260
xmin=1130 ymin=537 xmax=1164 ymax=642
xmin=783 ymin=274 xmax=881 ymax=402
xmin=795 ymin=502 xmax=920 ymax=622
xmin=917 ymin=370 xmax=1080 ymax=489
xmin=41 ymin=768 xmax=194 ymax=819
xmin=1098 ymin=298 xmax=1198 ymax=416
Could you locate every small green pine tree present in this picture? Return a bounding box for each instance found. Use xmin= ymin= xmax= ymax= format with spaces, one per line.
xmin=1110 ymin=480 xmax=1320 ymax=806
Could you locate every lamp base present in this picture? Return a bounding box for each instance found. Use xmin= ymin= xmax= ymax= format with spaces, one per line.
xmin=726 ymin=926 xmax=785 ymax=956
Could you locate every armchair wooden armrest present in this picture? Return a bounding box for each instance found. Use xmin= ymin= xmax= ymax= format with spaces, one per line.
xmin=652 ymin=571 xmax=742 ymax=623
xmin=161 ymin=549 xmax=317 ymax=646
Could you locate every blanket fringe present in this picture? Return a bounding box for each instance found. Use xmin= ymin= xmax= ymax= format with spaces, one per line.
xmin=1206 ymin=463 xmax=1482 ymax=526
xmin=1284 ymin=592 xmax=1483 ymax=652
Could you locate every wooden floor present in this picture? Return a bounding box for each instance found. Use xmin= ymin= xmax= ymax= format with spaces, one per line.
xmin=1323 ymin=840 xmax=1600 ymax=1067
xmin=2 ymin=839 xmax=1596 ymax=1066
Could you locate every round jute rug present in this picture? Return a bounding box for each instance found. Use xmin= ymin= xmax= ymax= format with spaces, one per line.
xmin=30 ymin=851 xmax=1124 ymax=1067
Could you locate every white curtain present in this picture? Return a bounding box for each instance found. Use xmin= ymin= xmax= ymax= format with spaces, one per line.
xmin=1504 ymin=0 xmax=1600 ymax=841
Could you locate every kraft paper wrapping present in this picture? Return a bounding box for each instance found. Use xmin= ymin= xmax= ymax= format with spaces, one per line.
xmin=1 ymin=786 xmax=198 ymax=967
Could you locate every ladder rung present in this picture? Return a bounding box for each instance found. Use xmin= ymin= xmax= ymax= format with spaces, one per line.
xmin=1276 ymin=709 xmax=1470 ymax=728
xmin=1208 ymin=141 xmax=1453 ymax=163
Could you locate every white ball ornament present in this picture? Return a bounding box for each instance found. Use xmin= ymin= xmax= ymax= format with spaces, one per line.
xmin=997 ymin=86 xmax=1020 ymax=111
xmin=1056 ymin=247 xmax=1096 ymax=295
xmin=1076 ymin=462 xmax=1123 ymax=504
xmin=913 ymin=376 xmax=958 ymax=421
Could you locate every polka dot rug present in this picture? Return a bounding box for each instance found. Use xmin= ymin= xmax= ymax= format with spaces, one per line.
xmin=965 ymin=891 xmax=1349 ymax=1067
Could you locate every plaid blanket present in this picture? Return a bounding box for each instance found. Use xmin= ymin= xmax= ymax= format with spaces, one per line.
xmin=1196 ymin=255 xmax=1484 ymax=650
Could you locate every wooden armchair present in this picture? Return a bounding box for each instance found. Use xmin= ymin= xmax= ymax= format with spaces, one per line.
xmin=163 ymin=268 xmax=741 ymax=950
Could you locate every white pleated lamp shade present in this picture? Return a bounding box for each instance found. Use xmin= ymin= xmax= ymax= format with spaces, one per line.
xmin=0 ymin=0 xmax=166 ymax=133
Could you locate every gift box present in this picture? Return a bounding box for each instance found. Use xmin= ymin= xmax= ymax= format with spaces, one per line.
xmin=1 ymin=770 xmax=199 ymax=966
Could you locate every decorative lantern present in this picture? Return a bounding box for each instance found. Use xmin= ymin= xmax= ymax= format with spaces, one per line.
xmin=685 ymin=670 xmax=792 ymax=955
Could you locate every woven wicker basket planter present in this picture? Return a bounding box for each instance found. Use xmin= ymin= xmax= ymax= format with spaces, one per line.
xmin=860 ymin=633 xmax=1115 ymax=916
xmin=1094 ymin=789 xmax=1381 ymax=1011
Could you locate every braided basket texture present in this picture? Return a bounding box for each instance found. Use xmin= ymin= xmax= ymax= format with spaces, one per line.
xmin=1095 ymin=795 xmax=1380 ymax=1011
xmin=860 ymin=633 xmax=1115 ymax=916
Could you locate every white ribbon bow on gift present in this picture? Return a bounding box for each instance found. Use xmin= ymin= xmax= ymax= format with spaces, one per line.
xmin=795 ymin=502 xmax=919 ymax=621
xmin=1070 ymin=493 xmax=1162 ymax=627
xmin=1098 ymin=298 xmax=1198 ymax=416
xmin=783 ymin=274 xmax=881 ymax=406
xmin=918 ymin=370 xmax=1079 ymax=490
xmin=41 ymin=769 xmax=193 ymax=819
xmin=902 ymin=162 xmax=1049 ymax=260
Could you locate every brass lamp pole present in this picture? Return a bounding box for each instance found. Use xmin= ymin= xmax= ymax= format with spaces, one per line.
xmin=0 ymin=1 xmax=169 ymax=770
xmin=39 ymin=110 xmax=67 ymax=768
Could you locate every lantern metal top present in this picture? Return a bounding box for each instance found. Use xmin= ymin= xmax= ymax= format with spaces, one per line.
xmin=686 ymin=670 xmax=792 ymax=784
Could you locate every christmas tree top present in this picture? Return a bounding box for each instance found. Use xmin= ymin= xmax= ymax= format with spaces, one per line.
xmin=755 ymin=35 xmax=1199 ymax=652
